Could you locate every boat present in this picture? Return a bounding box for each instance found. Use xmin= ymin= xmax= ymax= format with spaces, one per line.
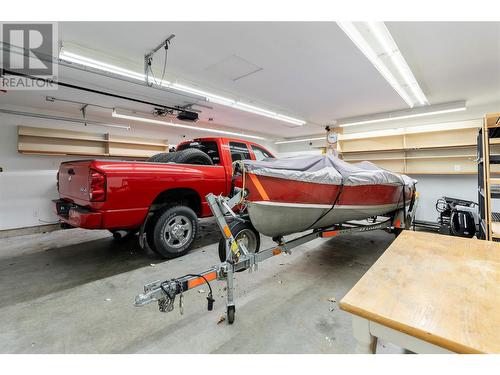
xmin=239 ymin=154 xmax=416 ymax=237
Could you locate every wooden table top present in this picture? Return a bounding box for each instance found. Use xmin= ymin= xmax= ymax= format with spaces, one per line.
xmin=340 ymin=230 xmax=500 ymax=353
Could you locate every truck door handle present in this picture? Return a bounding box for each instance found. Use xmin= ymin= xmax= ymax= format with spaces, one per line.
xmin=68 ymin=168 xmax=75 ymax=175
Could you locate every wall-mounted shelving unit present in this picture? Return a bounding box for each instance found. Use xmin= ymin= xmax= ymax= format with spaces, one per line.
xmin=477 ymin=113 xmax=500 ymax=241
xmin=17 ymin=126 xmax=168 ymax=159
xmin=338 ymin=125 xmax=500 ymax=175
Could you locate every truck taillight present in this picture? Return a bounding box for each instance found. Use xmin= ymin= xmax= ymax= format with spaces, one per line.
xmin=89 ymin=169 xmax=106 ymax=202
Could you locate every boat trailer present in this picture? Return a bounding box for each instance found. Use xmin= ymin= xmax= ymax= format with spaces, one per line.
xmin=134 ymin=190 xmax=412 ymax=324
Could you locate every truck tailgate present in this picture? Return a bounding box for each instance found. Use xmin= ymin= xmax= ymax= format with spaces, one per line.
xmin=58 ymin=161 xmax=93 ymax=202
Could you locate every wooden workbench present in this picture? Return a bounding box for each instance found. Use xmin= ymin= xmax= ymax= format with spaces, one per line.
xmin=340 ymin=230 xmax=500 ymax=354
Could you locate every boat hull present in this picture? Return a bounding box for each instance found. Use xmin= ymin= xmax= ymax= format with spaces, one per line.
xmin=247 ymin=200 xmax=408 ymax=237
xmin=244 ymin=173 xmax=414 ymax=237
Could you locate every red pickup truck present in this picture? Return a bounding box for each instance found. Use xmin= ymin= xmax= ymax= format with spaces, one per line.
xmin=53 ymin=137 xmax=274 ymax=258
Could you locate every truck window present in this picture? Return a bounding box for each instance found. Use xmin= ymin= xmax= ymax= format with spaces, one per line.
xmin=251 ymin=145 xmax=273 ymax=161
xmin=229 ymin=142 xmax=251 ymax=162
xmin=177 ymin=141 xmax=221 ymax=164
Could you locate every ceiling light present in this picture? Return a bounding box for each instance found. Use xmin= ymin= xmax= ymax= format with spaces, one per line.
xmin=60 ymin=48 xmax=306 ymax=127
xmin=338 ymin=101 xmax=466 ymax=127
xmin=60 ymin=50 xmax=145 ymax=81
xmin=112 ymin=109 xmax=266 ymax=140
xmin=171 ymin=83 xmax=236 ymax=106
xmin=275 ymin=136 xmax=325 ymax=144
xmin=173 ymin=84 xmax=306 ymax=126
xmin=337 ymin=22 xmax=428 ymax=108
xmin=59 ymin=50 xmax=171 ymax=87
xmin=233 ymin=102 xmax=306 ymax=126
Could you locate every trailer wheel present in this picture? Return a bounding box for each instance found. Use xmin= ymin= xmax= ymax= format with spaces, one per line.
xmin=149 ymin=205 xmax=199 ymax=259
xmin=218 ymin=221 xmax=260 ymax=265
xmin=227 ymin=305 xmax=235 ymax=324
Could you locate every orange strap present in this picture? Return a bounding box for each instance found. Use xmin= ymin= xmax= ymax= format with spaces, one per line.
xmin=187 ymin=271 xmax=217 ymax=289
xmin=248 ymin=173 xmax=270 ymax=201
xmin=321 ymin=230 xmax=338 ymax=238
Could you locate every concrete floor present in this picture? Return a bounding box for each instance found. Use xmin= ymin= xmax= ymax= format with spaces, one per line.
xmin=0 ymin=219 xmax=404 ymax=353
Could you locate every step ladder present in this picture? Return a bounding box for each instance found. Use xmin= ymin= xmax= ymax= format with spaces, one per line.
xmin=478 ymin=113 xmax=500 ymax=240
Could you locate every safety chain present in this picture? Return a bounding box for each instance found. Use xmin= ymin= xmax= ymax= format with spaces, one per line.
xmin=158 ymin=279 xmax=184 ymax=314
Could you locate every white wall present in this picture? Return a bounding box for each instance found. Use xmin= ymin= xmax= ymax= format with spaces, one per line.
xmin=0 ymin=110 xmax=277 ymax=231
xmin=410 ymin=174 xmax=477 ymax=222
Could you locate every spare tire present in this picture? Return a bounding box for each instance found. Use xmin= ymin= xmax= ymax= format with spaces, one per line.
xmin=175 ymin=148 xmax=213 ymax=165
xmin=147 ymin=152 xmax=178 ymax=163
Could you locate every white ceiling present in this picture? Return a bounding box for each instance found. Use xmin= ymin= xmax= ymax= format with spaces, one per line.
xmin=387 ymin=22 xmax=500 ymax=107
xmin=1 ymin=21 xmax=499 ymax=140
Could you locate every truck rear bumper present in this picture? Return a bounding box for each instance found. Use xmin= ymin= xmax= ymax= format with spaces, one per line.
xmin=53 ymin=199 xmax=148 ymax=230
xmin=53 ymin=199 xmax=102 ymax=229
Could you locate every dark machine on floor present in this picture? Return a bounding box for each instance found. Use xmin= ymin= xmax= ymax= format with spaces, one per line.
xmin=413 ymin=196 xmax=478 ymax=238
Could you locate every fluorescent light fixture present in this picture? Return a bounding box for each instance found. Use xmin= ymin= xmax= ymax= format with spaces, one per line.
xmin=233 ymin=102 xmax=306 ymax=126
xmin=171 ymin=83 xmax=236 ymax=106
xmin=338 ymin=101 xmax=467 ymax=127
xmin=59 ymin=50 xmax=171 ymax=87
xmin=338 ymin=22 xmax=428 ymax=108
xmin=172 ymin=84 xmax=306 ymax=126
xmin=275 ymin=136 xmax=325 ymax=144
xmin=112 ymin=109 xmax=266 ymax=140
xmin=60 ymin=50 xmax=145 ymax=81
xmin=59 ymin=48 xmax=305 ymax=127
xmin=94 ymin=123 xmax=131 ymax=130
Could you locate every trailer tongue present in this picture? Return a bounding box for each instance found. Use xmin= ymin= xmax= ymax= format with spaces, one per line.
xmin=134 ymin=189 xmax=414 ymax=324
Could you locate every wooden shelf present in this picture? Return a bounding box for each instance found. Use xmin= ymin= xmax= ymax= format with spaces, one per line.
xmin=405 ymin=154 xmax=476 ymax=160
xmin=490 ymin=178 xmax=500 ymax=185
xmin=491 ymin=222 xmax=500 ymax=239
xmin=18 ymin=126 xmax=108 ymax=142
xmin=344 ymin=156 xmax=404 ymax=162
xmin=340 ymin=144 xmax=477 ymax=154
xmin=18 ymin=125 xmax=168 ymax=159
xmin=338 ymin=125 xmax=484 ymax=175
xmin=485 ymin=113 xmax=500 ymax=128
xmin=406 ymin=171 xmax=478 ymax=175
xmin=107 ymin=134 xmax=168 ymax=147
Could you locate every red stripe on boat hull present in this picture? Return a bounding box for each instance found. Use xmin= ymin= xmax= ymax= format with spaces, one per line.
xmin=245 ymin=173 xmax=412 ymax=206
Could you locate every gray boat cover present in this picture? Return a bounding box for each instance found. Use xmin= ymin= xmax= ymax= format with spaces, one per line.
xmin=242 ymin=154 xmax=416 ymax=187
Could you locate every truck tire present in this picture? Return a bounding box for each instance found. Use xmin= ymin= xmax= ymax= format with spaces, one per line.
xmin=148 ymin=205 xmax=199 ymax=259
xmin=174 ymin=148 xmax=213 ymax=165
xmin=147 ymin=152 xmax=178 ymax=163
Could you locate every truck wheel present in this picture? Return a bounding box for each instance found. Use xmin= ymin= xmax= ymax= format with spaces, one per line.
xmin=175 ymin=148 xmax=213 ymax=165
xmin=147 ymin=152 xmax=178 ymax=163
xmin=150 ymin=205 xmax=198 ymax=259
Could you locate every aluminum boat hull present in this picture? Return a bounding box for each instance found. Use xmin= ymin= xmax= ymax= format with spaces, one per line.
xmin=247 ymin=200 xmax=408 ymax=237
xmin=244 ymin=173 xmax=414 ymax=237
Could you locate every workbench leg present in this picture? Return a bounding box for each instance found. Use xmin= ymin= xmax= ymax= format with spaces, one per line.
xmin=352 ymin=315 xmax=377 ymax=354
